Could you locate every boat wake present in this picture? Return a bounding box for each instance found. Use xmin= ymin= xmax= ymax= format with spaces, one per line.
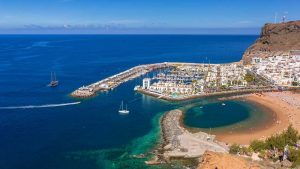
xmin=0 ymin=102 xmax=81 ymax=109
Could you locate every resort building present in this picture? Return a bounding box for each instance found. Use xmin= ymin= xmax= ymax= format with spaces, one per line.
xmin=148 ymin=81 xmax=194 ymax=95
xmin=251 ymin=53 xmax=300 ymax=86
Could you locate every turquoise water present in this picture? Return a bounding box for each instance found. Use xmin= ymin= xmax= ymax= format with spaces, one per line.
xmin=0 ymin=35 xmax=260 ymax=169
xmin=183 ymin=100 xmax=273 ymax=133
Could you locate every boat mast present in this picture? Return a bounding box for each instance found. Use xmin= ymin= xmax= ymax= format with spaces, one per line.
xmin=121 ymin=101 xmax=124 ymax=110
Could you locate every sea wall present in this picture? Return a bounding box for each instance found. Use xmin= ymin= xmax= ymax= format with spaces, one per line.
xmin=155 ymin=110 xmax=227 ymax=161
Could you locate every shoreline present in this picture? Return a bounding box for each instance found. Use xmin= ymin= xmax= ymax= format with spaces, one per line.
xmin=136 ymin=87 xmax=279 ymax=102
xmin=146 ymin=109 xmax=228 ymax=165
xmin=181 ymin=91 xmax=300 ymax=145
xmin=214 ymin=93 xmax=289 ymax=145
xmin=215 ymin=91 xmax=300 ymax=145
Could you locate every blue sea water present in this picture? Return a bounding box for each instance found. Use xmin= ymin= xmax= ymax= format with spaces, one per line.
xmin=183 ymin=100 xmax=274 ymax=134
xmin=0 ymin=35 xmax=259 ymax=169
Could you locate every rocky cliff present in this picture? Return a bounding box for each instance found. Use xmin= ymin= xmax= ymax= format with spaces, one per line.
xmin=242 ymin=20 xmax=300 ymax=64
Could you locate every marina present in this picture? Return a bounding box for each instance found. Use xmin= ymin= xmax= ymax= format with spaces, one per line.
xmin=71 ymin=63 xmax=170 ymax=98
xmin=2 ymin=34 xmax=300 ymax=169
xmin=71 ymin=61 xmax=296 ymax=100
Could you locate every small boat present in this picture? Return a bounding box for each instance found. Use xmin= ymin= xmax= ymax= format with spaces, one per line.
xmin=222 ymin=103 xmax=226 ymax=106
xmin=134 ymin=85 xmax=140 ymax=91
xmin=118 ymin=101 xmax=129 ymax=114
xmin=200 ymin=106 xmax=203 ymax=109
xmin=48 ymin=72 xmax=59 ymax=87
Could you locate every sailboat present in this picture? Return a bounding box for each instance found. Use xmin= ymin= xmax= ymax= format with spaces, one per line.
xmin=48 ymin=72 xmax=59 ymax=87
xmin=118 ymin=101 xmax=129 ymax=114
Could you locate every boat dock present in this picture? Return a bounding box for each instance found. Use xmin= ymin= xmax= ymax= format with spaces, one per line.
xmin=71 ymin=63 xmax=170 ymax=98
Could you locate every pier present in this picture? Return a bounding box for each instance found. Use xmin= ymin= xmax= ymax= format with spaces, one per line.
xmin=71 ymin=63 xmax=170 ymax=98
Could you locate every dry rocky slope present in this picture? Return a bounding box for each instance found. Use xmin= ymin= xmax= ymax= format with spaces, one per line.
xmin=242 ymin=20 xmax=300 ymax=65
xmin=198 ymin=151 xmax=286 ymax=169
xmin=198 ymin=151 xmax=262 ymax=169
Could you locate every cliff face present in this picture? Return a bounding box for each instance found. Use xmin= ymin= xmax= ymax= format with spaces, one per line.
xmin=242 ymin=20 xmax=300 ymax=64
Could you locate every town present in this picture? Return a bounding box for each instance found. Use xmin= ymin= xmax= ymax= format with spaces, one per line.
xmin=71 ymin=51 xmax=300 ymax=100
xmin=132 ymin=50 xmax=300 ymax=100
xmin=136 ymin=63 xmax=251 ymax=100
xmin=250 ymin=50 xmax=300 ymax=87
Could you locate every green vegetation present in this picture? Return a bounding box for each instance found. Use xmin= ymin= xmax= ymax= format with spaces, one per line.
xmin=229 ymin=144 xmax=252 ymax=155
xmin=287 ymin=147 xmax=300 ymax=168
xmin=220 ymin=85 xmax=227 ymax=90
xmin=229 ymin=144 xmax=241 ymax=154
xmin=244 ymin=73 xmax=255 ymax=83
xmin=231 ymin=125 xmax=300 ymax=167
xmin=250 ymin=140 xmax=266 ymax=152
xmin=292 ymin=81 xmax=299 ymax=86
xmin=265 ymin=125 xmax=298 ymax=151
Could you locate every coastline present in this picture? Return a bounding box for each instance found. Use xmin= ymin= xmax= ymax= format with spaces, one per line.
xmin=207 ymin=91 xmax=300 ymax=145
xmin=146 ymin=109 xmax=227 ymax=165
xmin=136 ymin=87 xmax=278 ymax=102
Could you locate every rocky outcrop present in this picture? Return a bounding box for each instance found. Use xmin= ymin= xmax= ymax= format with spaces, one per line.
xmin=198 ymin=151 xmax=262 ymax=169
xmin=242 ymin=20 xmax=300 ymax=65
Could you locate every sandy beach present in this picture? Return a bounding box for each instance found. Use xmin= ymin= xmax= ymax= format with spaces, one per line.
xmin=215 ymin=91 xmax=300 ymax=145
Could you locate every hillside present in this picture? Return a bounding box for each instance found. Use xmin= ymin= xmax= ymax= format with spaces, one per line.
xmin=242 ymin=20 xmax=300 ymax=64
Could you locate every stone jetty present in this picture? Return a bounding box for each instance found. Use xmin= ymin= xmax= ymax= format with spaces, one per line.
xmin=161 ymin=110 xmax=227 ymax=159
xmin=71 ymin=63 xmax=169 ymax=98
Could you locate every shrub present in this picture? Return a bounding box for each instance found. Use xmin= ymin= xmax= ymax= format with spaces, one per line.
xmin=288 ymin=148 xmax=300 ymax=163
xmin=283 ymin=125 xmax=298 ymax=146
xmin=292 ymin=81 xmax=299 ymax=86
xmin=240 ymin=146 xmax=252 ymax=155
xmin=229 ymin=144 xmax=241 ymax=154
xmin=292 ymin=157 xmax=300 ymax=168
xmin=265 ymin=125 xmax=299 ymax=151
xmin=265 ymin=134 xmax=286 ymax=151
xmin=244 ymin=73 xmax=255 ymax=83
xmin=250 ymin=140 xmax=266 ymax=152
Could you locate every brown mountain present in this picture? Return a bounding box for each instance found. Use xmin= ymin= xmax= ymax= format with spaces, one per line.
xmin=242 ymin=20 xmax=300 ymax=65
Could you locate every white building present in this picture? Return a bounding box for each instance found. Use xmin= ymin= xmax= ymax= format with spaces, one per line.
xmin=142 ymin=78 xmax=151 ymax=89
xmin=149 ymin=81 xmax=193 ymax=95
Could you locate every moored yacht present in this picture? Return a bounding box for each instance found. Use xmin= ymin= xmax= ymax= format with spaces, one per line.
xmin=118 ymin=101 xmax=129 ymax=114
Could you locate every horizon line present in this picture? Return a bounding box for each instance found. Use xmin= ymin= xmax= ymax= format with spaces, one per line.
xmin=0 ymin=33 xmax=260 ymax=35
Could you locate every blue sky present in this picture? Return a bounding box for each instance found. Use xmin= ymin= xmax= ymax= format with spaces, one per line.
xmin=0 ymin=0 xmax=299 ymax=34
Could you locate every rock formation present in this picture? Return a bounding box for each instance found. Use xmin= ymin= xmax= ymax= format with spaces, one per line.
xmin=242 ymin=20 xmax=300 ymax=65
xmin=198 ymin=151 xmax=262 ymax=169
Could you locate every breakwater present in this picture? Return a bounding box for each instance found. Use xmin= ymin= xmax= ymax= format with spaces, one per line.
xmin=71 ymin=63 xmax=170 ymax=98
xmin=146 ymin=109 xmax=227 ymax=164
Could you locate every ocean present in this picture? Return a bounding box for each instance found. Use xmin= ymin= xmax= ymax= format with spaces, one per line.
xmin=0 ymin=35 xmax=260 ymax=169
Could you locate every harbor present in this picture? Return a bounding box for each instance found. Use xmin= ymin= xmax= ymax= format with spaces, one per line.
xmin=71 ymin=60 xmax=300 ymax=100
xmin=71 ymin=62 xmax=208 ymax=98
xmin=70 ymin=62 xmax=170 ymax=98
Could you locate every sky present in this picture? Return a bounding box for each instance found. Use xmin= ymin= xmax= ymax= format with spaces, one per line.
xmin=0 ymin=0 xmax=299 ymax=34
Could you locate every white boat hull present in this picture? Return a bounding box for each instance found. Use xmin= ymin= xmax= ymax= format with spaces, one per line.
xmin=119 ymin=110 xmax=129 ymax=114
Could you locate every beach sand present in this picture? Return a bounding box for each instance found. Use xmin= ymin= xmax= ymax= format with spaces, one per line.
xmin=215 ymin=91 xmax=300 ymax=145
